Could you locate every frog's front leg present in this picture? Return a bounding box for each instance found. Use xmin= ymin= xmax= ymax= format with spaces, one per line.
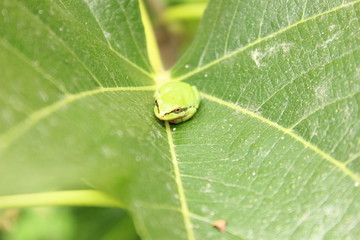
xmin=169 ymin=107 xmax=197 ymax=124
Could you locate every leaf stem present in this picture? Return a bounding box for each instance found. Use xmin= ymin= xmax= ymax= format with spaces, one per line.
xmin=0 ymin=190 xmax=124 ymax=209
xmin=161 ymin=3 xmax=207 ymax=22
xmin=139 ymin=0 xmax=165 ymax=73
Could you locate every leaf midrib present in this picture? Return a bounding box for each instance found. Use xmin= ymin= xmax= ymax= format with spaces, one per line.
xmin=165 ymin=121 xmax=195 ymax=240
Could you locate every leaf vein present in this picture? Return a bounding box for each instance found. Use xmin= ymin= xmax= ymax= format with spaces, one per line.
xmin=223 ymin=0 xmax=241 ymax=55
xmin=0 ymin=86 xmax=156 ymax=155
xmin=117 ymin=0 xmax=151 ymax=70
xmin=180 ymin=174 xmax=263 ymax=196
xmin=173 ymin=1 xmax=359 ymax=81
xmin=14 ymin=0 xmax=104 ymax=88
xmin=0 ymin=39 xmax=69 ymax=94
xmin=256 ymin=48 xmax=359 ymax=110
xmin=257 ymin=0 xmax=270 ymax=38
xmin=290 ymin=90 xmax=360 ymax=129
xmin=81 ymin=0 xmax=153 ymax=78
xmin=201 ymin=92 xmax=360 ymax=183
xmin=345 ymin=152 xmax=360 ymax=165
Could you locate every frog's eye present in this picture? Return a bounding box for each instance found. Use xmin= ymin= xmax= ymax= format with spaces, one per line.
xmin=173 ymin=107 xmax=182 ymax=113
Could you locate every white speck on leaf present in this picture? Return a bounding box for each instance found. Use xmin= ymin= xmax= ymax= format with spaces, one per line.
xmin=126 ymin=128 xmax=136 ymax=137
xmin=321 ymin=31 xmax=343 ymax=48
xmin=251 ymin=43 xmax=292 ymax=68
xmin=204 ymin=183 xmax=212 ymax=193
xmin=185 ymin=64 xmax=190 ymax=69
xmin=33 ymin=61 xmax=40 ymax=67
xmin=135 ymin=156 xmax=142 ymax=162
xmin=355 ymin=182 xmax=359 ymax=187
xmin=2 ymin=108 xmax=13 ymax=123
xmin=315 ymin=82 xmax=329 ymax=103
xmin=38 ymin=91 xmax=48 ymax=101
xmin=278 ymin=42 xmax=292 ymax=52
xmin=115 ymin=130 xmax=123 ymax=137
xmin=252 ymin=172 xmax=256 ymax=176
xmin=104 ymin=31 xmax=112 ymax=39
xmin=324 ymin=205 xmax=341 ymax=216
xmin=38 ymin=9 xmax=43 ymax=14
xmin=101 ymin=146 xmax=117 ymax=158
xmin=251 ymin=49 xmax=263 ymax=67
xmin=59 ymin=27 xmax=64 ymax=32
xmin=200 ymin=205 xmax=210 ymax=214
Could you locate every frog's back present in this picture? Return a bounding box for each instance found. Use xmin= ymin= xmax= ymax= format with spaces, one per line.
xmin=157 ymin=81 xmax=196 ymax=103
xmin=158 ymin=81 xmax=193 ymax=93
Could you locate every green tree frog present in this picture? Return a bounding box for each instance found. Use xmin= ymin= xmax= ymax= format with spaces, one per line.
xmin=154 ymin=81 xmax=201 ymax=124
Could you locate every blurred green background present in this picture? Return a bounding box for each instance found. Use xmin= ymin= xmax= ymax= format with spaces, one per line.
xmin=148 ymin=0 xmax=208 ymax=68
xmin=0 ymin=207 xmax=139 ymax=240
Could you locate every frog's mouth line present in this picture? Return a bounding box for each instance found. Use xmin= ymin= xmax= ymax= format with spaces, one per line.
xmin=157 ymin=113 xmax=188 ymax=121
xmin=156 ymin=105 xmax=188 ymax=120
xmin=163 ymin=107 xmax=188 ymax=115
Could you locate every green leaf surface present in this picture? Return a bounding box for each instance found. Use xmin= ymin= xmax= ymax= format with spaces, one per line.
xmin=0 ymin=0 xmax=359 ymax=239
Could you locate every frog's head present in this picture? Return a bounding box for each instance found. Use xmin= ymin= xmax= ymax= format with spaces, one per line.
xmin=154 ymin=99 xmax=188 ymax=121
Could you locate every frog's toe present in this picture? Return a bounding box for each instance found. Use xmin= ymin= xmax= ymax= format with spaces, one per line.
xmin=169 ymin=118 xmax=183 ymax=124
